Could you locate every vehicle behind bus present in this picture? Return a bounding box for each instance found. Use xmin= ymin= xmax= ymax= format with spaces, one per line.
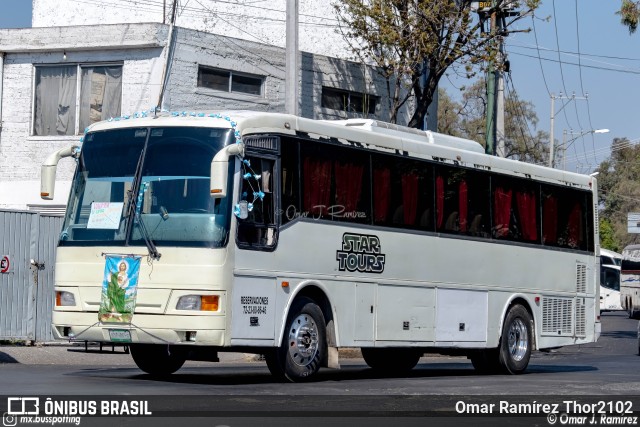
xmin=600 ymin=248 xmax=622 ymax=312
xmin=621 ymin=245 xmax=640 ymax=318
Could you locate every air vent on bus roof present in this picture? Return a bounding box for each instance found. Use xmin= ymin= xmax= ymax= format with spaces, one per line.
xmin=328 ymin=119 xmax=485 ymax=154
xmin=244 ymin=136 xmax=279 ymax=151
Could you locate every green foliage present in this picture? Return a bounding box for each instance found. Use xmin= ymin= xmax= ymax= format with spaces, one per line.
xmin=618 ymin=0 xmax=640 ymax=34
xmin=334 ymin=0 xmax=538 ymax=127
xmin=437 ymin=81 xmax=548 ymax=162
xmin=597 ymin=138 xmax=640 ymax=251
xmin=599 ymin=218 xmax=619 ymax=252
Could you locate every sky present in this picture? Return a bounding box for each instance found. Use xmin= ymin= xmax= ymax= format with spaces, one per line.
xmin=444 ymin=0 xmax=639 ymax=174
xmin=0 ymin=0 xmax=637 ymax=174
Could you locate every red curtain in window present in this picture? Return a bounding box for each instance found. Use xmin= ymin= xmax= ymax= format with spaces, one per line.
xmin=402 ymin=173 xmax=419 ymax=225
xmin=542 ymin=196 xmax=558 ymax=245
xmin=335 ymin=161 xmax=364 ymax=215
xmin=459 ymin=180 xmax=468 ymax=233
xmin=516 ymin=191 xmax=537 ymax=241
xmin=493 ymin=187 xmax=512 ymax=238
xmin=436 ymin=175 xmax=444 ymax=228
xmin=373 ymin=168 xmax=390 ymax=222
xmin=567 ymin=202 xmax=583 ymax=248
xmin=303 ymin=157 xmax=332 ymax=216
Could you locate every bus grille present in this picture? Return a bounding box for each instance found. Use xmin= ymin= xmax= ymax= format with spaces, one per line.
xmin=542 ymin=297 xmax=573 ymax=336
xmin=576 ymin=264 xmax=587 ymax=294
xmin=575 ymin=298 xmax=586 ymax=337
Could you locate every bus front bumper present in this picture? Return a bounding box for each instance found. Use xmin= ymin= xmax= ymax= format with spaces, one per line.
xmin=52 ymin=312 xmax=226 ymax=346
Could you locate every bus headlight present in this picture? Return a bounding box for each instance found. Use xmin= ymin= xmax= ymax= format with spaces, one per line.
xmin=55 ymin=291 xmax=76 ymax=306
xmin=176 ymin=295 xmax=219 ymax=311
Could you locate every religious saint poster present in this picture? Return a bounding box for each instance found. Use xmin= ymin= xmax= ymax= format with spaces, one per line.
xmin=98 ymin=255 xmax=141 ymax=323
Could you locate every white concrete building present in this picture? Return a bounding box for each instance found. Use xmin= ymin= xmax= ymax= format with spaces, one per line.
xmin=0 ymin=1 xmax=398 ymax=211
xmin=32 ymin=0 xmax=351 ymax=59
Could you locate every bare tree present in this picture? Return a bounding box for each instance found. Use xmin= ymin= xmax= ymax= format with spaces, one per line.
xmin=334 ymin=0 xmax=540 ymax=128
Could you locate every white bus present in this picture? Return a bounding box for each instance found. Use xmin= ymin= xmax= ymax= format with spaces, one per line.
xmin=41 ymin=111 xmax=600 ymax=381
xmin=621 ymin=245 xmax=640 ymax=318
xmin=600 ymin=249 xmax=622 ymax=312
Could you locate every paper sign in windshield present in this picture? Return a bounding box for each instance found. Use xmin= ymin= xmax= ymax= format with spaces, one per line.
xmin=87 ymin=202 xmax=123 ymax=229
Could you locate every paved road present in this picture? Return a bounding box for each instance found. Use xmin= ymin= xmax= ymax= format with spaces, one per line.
xmin=0 ymin=311 xmax=638 ymax=427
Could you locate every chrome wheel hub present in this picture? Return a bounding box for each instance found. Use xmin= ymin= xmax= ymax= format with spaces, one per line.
xmin=507 ymin=318 xmax=529 ymax=362
xmin=288 ymin=314 xmax=319 ymax=367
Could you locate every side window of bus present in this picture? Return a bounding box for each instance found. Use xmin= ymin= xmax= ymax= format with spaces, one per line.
xmin=492 ymin=177 xmax=540 ymax=243
xmin=601 ymin=266 xmax=620 ymax=291
xmin=280 ymin=138 xmax=300 ymax=225
xmin=435 ymin=166 xmax=490 ymax=236
xmin=373 ymin=156 xmax=432 ymax=230
xmin=541 ymin=186 xmax=592 ymax=251
xmin=300 ymin=142 xmax=371 ymax=224
xmin=236 ymin=155 xmax=277 ymax=250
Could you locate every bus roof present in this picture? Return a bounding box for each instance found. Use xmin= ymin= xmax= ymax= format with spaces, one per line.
xmin=622 ymin=245 xmax=640 ymax=263
xmin=601 ymin=248 xmax=622 ymax=260
xmin=86 ymin=110 xmax=594 ymax=190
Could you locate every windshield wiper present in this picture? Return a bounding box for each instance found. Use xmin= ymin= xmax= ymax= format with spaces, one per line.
xmin=125 ymin=141 xmax=161 ymax=260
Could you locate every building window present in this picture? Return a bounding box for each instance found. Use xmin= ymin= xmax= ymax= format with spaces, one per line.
xmin=198 ymin=66 xmax=263 ymax=96
xmin=321 ymin=87 xmax=379 ymax=115
xmin=34 ymin=65 xmax=122 ymax=136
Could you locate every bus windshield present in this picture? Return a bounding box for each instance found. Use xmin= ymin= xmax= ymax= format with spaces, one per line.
xmin=60 ymin=126 xmax=233 ymax=248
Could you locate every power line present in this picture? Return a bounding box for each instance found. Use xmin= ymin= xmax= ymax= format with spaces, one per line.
xmin=551 ymin=0 xmax=583 ymax=151
xmin=508 ymin=52 xmax=640 ymax=74
xmin=505 ymin=43 xmax=640 ymax=62
xmin=530 ymin=15 xmax=552 ymax=96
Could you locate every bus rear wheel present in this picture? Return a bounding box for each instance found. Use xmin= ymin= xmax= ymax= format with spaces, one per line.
xmin=498 ymin=304 xmax=532 ymax=374
xmin=361 ymin=348 xmax=421 ymax=374
xmin=266 ymin=297 xmax=326 ymax=382
xmin=130 ymin=344 xmax=186 ymax=376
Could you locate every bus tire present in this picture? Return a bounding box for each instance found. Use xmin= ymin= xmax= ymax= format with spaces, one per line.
xmin=361 ymin=348 xmax=421 ymax=374
xmin=498 ymin=304 xmax=532 ymax=375
xmin=130 ymin=344 xmax=186 ymax=376
xmin=267 ymin=297 xmax=326 ymax=382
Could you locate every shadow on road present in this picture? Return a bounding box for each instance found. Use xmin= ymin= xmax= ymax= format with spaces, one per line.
xmin=599 ymin=330 xmax=636 ymax=339
xmin=71 ymin=359 xmax=598 ymax=386
xmin=0 ymin=351 xmax=19 ymax=363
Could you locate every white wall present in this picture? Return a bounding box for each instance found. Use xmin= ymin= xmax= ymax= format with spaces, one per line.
xmin=0 ymin=23 xmax=393 ymax=210
xmin=0 ymin=24 xmax=167 ymax=210
xmin=32 ymin=0 xmax=352 ymax=59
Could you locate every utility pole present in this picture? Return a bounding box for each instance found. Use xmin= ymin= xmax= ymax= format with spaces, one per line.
xmin=484 ymin=1 xmax=497 ymax=155
xmin=285 ymin=0 xmax=299 ymax=116
xmin=495 ymin=17 xmax=506 ymax=157
xmin=479 ymin=1 xmax=520 ymax=157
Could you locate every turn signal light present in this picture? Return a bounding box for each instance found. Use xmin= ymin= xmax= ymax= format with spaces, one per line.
xmin=201 ymin=295 xmax=219 ymax=311
xmin=176 ymin=295 xmax=219 ymax=311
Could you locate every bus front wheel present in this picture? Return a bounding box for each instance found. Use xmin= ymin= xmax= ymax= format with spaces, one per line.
xmin=498 ymin=304 xmax=532 ymax=374
xmin=266 ymin=297 xmax=326 ymax=382
xmin=130 ymin=344 xmax=186 ymax=376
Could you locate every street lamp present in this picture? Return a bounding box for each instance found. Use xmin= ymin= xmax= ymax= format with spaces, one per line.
xmin=558 ymin=128 xmax=610 ymax=170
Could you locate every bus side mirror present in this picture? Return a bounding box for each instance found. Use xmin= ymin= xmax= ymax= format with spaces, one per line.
xmin=40 ymin=146 xmax=79 ymax=200
xmin=210 ymin=143 xmax=245 ymax=199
